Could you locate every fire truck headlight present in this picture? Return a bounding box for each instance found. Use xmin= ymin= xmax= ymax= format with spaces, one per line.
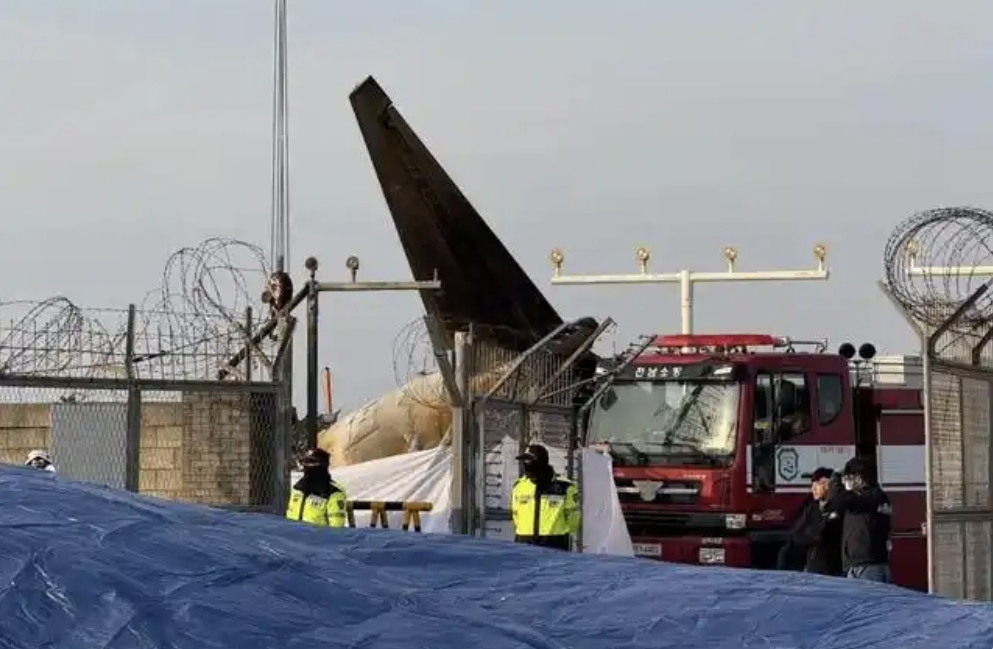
xmin=725 ymin=513 xmax=747 ymax=530
xmin=699 ymin=547 xmax=726 ymax=565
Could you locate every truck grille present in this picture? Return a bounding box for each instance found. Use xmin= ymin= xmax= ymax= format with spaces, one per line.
xmin=621 ymin=507 xmax=730 ymax=538
xmin=614 ymin=478 xmax=701 ymax=506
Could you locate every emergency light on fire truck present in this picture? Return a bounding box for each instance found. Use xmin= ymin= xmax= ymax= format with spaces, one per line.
xmin=650 ymin=333 xmax=829 ymax=355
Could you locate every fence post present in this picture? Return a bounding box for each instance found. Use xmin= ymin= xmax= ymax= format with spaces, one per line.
xmin=123 ymin=304 xmax=141 ymax=493
xmin=305 ymin=266 xmax=320 ymax=450
xmin=450 ymin=331 xmax=470 ymax=534
xmin=570 ymin=409 xmax=584 ymax=553
xmin=566 ymin=408 xmax=578 ymax=480
xmin=273 ymin=330 xmax=294 ymax=514
xmin=244 ymin=306 xmax=253 ymax=382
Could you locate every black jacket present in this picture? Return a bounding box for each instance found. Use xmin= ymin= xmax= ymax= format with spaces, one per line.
xmin=790 ymin=498 xmax=843 ymax=576
xmin=828 ymin=477 xmax=891 ymax=571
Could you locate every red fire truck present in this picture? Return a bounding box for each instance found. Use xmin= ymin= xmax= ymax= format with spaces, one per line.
xmin=586 ymin=333 xmax=926 ymax=590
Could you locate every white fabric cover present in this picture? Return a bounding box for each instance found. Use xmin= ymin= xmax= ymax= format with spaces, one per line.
xmin=295 ymin=443 xmax=634 ymax=556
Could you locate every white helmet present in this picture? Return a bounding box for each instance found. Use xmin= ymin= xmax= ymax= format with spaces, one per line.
xmin=25 ymin=449 xmax=54 ymax=471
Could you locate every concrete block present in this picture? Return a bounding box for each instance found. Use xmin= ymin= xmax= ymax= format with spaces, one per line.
xmin=3 ymin=428 xmax=50 ymax=451
xmin=141 ymin=447 xmax=179 ymax=471
xmin=141 ymin=403 xmax=182 ymax=428
xmin=0 ymin=404 xmax=51 ymax=429
xmin=142 ymin=468 xmax=183 ymax=491
xmin=156 ymin=426 xmax=183 ymax=449
xmin=0 ymin=449 xmax=23 ymax=465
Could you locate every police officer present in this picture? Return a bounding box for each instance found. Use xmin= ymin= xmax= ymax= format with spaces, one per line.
xmin=511 ymin=444 xmax=581 ymax=551
xmin=828 ymin=457 xmax=892 ymax=582
xmin=286 ymin=448 xmax=348 ymax=528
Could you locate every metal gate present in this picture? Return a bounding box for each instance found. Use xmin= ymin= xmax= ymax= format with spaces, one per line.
xmin=448 ymin=324 xmax=596 ymax=546
xmin=881 ymin=271 xmax=993 ymax=598
xmin=925 ymin=346 xmax=993 ymax=599
xmin=880 ymin=205 xmax=993 ymax=600
xmin=475 ymin=400 xmax=578 ymax=541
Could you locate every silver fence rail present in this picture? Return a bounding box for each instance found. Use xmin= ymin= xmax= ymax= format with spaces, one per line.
xmin=0 ymin=301 xmax=293 ymax=514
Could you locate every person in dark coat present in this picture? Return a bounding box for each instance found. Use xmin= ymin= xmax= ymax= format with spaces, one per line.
xmin=791 ymin=467 xmax=843 ymax=576
xmin=828 ymin=457 xmax=892 ymax=582
xmin=777 ymin=498 xmax=812 ymax=571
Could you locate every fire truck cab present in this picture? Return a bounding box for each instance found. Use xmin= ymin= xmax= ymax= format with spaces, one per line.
xmin=587 ymin=333 xmax=926 ymax=590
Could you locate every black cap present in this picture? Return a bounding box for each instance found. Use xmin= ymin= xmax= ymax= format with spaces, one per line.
xmin=842 ymin=457 xmax=870 ymax=478
xmin=301 ymin=448 xmax=331 ymax=468
xmin=802 ymin=467 xmax=834 ymax=481
xmin=516 ymin=444 xmax=549 ymax=464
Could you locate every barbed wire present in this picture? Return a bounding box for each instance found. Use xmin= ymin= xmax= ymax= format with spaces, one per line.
xmin=883 ymin=206 xmax=993 ymax=329
xmin=0 ymin=297 xmax=119 ymax=377
xmin=391 ymin=317 xmax=448 ymax=410
xmin=0 ymin=238 xmax=275 ymax=382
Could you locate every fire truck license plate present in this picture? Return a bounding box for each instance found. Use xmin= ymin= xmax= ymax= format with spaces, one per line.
xmin=633 ymin=543 xmax=662 ymax=557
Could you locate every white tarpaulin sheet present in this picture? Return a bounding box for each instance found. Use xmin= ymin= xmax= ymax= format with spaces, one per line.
xmin=297 ymin=442 xmax=634 ymax=556
xmin=578 ymin=448 xmax=635 ymax=556
xmin=331 ymin=446 xmax=453 ymax=533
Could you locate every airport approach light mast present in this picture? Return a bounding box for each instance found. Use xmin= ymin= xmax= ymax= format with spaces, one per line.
xmin=547 ymin=244 xmax=830 ymax=335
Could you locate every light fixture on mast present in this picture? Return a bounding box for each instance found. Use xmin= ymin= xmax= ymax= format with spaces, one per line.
xmin=547 ymin=243 xmax=831 ymax=334
xmin=906 ymin=238 xmax=993 ymax=278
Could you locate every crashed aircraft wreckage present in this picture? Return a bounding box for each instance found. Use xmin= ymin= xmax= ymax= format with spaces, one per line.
xmin=318 ymin=76 xmax=602 ymax=466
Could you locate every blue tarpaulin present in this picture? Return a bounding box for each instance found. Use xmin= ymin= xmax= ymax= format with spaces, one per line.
xmin=1 ymin=467 xmax=993 ymax=649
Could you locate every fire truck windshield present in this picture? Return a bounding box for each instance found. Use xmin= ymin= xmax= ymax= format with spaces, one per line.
xmin=588 ymin=379 xmax=740 ymax=466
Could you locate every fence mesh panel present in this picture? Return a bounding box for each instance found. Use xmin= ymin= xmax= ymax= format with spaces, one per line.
xmin=480 ymin=402 xmax=524 ymax=541
xmin=929 ymin=369 xmax=965 ymax=512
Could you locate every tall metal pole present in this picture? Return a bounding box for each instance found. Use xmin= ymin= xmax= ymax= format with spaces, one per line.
xmin=270 ymin=0 xmax=290 ymax=274
xmin=547 ymin=244 xmax=830 ymax=334
xmin=305 ymin=257 xmax=320 ymax=450
xmin=302 ymin=255 xmax=443 ymax=450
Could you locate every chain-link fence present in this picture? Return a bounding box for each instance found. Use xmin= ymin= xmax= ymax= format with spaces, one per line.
xmin=924 ymin=319 xmax=993 ymax=599
xmin=0 ymin=301 xmax=292 ymax=513
xmin=450 ymin=323 xmax=597 ymax=546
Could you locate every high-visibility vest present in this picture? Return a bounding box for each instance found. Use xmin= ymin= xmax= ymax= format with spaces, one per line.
xmin=286 ymin=482 xmax=348 ymax=528
xmin=511 ymin=475 xmax=580 ymax=546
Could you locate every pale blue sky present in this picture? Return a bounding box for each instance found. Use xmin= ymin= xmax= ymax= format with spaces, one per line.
xmin=2 ymin=1 xmax=993 ymax=409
